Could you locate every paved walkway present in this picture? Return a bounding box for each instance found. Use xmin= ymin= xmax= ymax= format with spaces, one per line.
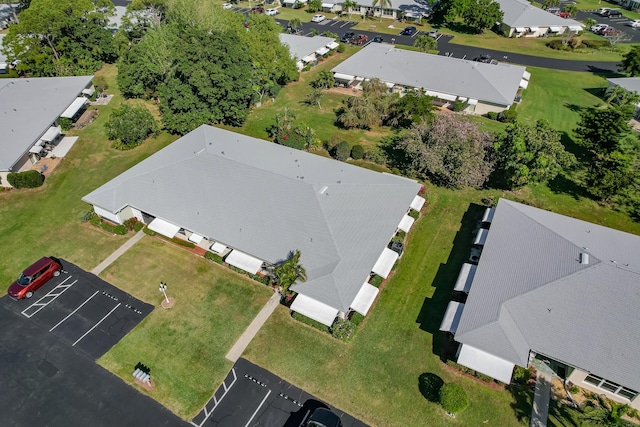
xmin=91 ymin=229 xmax=146 ymax=275
xmin=226 ymin=292 xmax=281 ymax=362
xmin=530 ymin=371 xmax=553 ymax=427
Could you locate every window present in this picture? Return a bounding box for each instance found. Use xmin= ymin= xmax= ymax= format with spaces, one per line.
xmin=583 ymin=374 xmax=638 ymax=400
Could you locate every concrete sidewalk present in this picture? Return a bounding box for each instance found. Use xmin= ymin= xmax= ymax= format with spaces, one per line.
xmin=226 ymin=292 xmax=281 ymax=362
xmin=530 ymin=371 xmax=552 ymax=427
xmin=91 ymin=230 xmax=146 ymax=275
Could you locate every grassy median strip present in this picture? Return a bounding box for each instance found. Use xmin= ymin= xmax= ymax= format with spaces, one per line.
xmin=98 ymin=237 xmax=274 ymax=419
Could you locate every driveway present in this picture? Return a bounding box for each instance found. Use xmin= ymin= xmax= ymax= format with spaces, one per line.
xmin=0 ymin=261 xmax=186 ymax=427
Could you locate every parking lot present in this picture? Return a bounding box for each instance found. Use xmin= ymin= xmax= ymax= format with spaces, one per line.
xmin=576 ymin=9 xmax=640 ymax=43
xmin=192 ymin=358 xmax=369 ymax=427
xmin=1 ymin=260 xmax=187 ymax=427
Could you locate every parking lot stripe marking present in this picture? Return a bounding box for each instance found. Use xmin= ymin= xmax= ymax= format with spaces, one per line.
xmin=49 ymin=290 xmax=100 ymax=332
xmin=190 ymin=368 xmax=237 ymax=427
xmin=72 ymin=302 xmax=120 ymax=346
xmin=244 ymin=389 xmax=271 ymax=427
xmin=340 ymin=21 xmax=349 ymax=27
xmin=22 ymin=277 xmax=77 ymax=318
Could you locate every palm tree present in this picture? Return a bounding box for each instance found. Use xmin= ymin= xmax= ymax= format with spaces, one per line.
xmin=371 ymin=0 xmax=392 ymax=21
xmin=342 ymin=0 xmax=357 ymax=18
xmin=288 ymin=17 xmax=302 ymax=34
xmin=274 ymin=250 xmax=307 ymax=293
xmin=581 ymin=395 xmax=634 ymax=427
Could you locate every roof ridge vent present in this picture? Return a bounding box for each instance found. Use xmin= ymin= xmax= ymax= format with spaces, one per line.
xmin=579 ymin=252 xmax=590 ymax=265
xmin=319 ymin=186 xmax=328 ymax=194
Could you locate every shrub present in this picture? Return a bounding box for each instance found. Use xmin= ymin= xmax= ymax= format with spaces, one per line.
xmin=105 ymin=104 xmax=157 ymax=149
xmin=409 ymin=209 xmax=420 ymax=220
xmin=59 ymin=117 xmax=73 ymax=131
xmin=498 ymin=107 xmax=517 ymax=123
xmin=7 ymin=170 xmax=44 ymax=189
xmin=446 ymin=360 xmax=494 ymax=382
xmin=451 ymin=100 xmax=466 ymax=112
xmin=292 ymin=311 xmax=330 ymax=333
xmin=569 ymin=385 xmax=580 ymax=394
xmin=204 ymin=251 xmax=223 ymax=264
xmin=332 ymin=140 xmax=351 ymax=161
xmin=337 ymin=43 xmax=346 ymax=53
xmin=123 ymin=217 xmax=140 ymax=231
xmin=349 ymin=312 xmax=365 ymax=327
xmin=369 ymin=275 xmax=383 ymax=288
xmin=439 ymin=383 xmax=469 ymax=413
xmin=94 ymin=75 xmax=108 ymax=93
xmin=133 ymin=221 xmax=144 ymax=231
xmin=78 ymin=210 xmax=95 ymax=223
xmin=331 ymin=318 xmax=355 ymax=340
xmin=143 ymin=226 xmax=156 ymax=236
xmin=512 ymin=366 xmax=533 ymax=385
xmin=547 ymin=39 xmax=567 ymax=50
xmin=302 ymin=64 xmax=311 ymax=72
xmin=582 ymin=39 xmax=610 ymax=49
xmin=365 ymin=146 xmax=387 ymax=164
xmin=351 ymin=144 xmax=364 ymax=160
xmin=169 ymin=236 xmax=195 ymax=248
xmin=90 ymin=216 xmax=128 ymax=235
xmin=322 ymin=31 xmax=338 ymax=38
xmin=486 ymin=111 xmax=499 ymax=121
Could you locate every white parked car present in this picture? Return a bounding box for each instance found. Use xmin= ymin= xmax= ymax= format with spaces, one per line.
xmin=311 ymin=14 xmax=326 ymax=22
xmin=590 ymin=23 xmax=610 ymax=34
xmin=265 ymin=8 xmax=279 ymax=15
xmin=627 ymin=19 xmax=640 ymax=28
xmin=222 ymin=3 xmax=233 ymax=9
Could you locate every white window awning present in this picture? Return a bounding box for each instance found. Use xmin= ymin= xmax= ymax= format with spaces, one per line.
xmin=468 ymin=98 xmax=478 ymax=105
xmin=327 ymin=41 xmax=339 ymax=50
xmin=210 ymin=242 xmax=227 ymax=254
xmin=316 ymin=47 xmax=330 ymax=56
xmin=426 ymin=90 xmax=457 ymax=101
xmin=519 ymin=79 xmax=529 ymax=89
xmin=225 ymin=250 xmax=263 ymax=274
xmin=522 ymin=71 xmax=531 ymax=81
xmin=439 ymin=301 xmax=465 ymax=333
xmin=482 ymin=207 xmax=495 ymax=224
xmin=457 ymin=344 xmax=515 ymax=383
xmin=474 ymin=228 xmax=488 ymax=246
xmin=529 ymin=26 xmax=540 ymax=32
xmin=41 ymin=126 xmax=61 ymax=142
xmin=398 ymin=214 xmax=415 ymax=233
xmin=515 ymin=27 xmax=526 ymax=33
xmin=334 ymin=72 xmax=354 ymax=81
xmin=350 ymin=282 xmax=379 ymax=315
xmin=384 ymin=81 xmax=395 ymax=88
xmin=60 ymin=97 xmax=87 ymax=119
xmin=290 ymin=294 xmax=338 ymax=327
xmin=453 ymin=263 xmax=476 ymax=293
xmin=301 ymin=54 xmax=316 ymax=63
xmin=410 ymin=195 xmax=425 ymax=211
xmin=321 ymin=2 xmax=334 ymax=7
xmin=188 ymin=233 xmax=204 ymax=244
xmin=569 ymin=25 xmax=583 ymax=31
xmin=372 ymin=247 xmax=399 ymax=279
xmin=29 ymin=145 xmax=44 ymax=154
xmin=148 ymin=217 xmax=181 ymax=238
xmin=457 ymin=96 xmax=467 ymax=102
xmin=82 ymin=86 xmax=95 ymax=96
xmin=549 ymin=26 xmax=562 ymax=32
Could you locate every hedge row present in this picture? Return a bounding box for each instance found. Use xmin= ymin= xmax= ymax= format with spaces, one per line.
xmin=89 ymin=215 xmax=127 ymax=235
xmin=143 ymin=227 xmax=195 ymax=248
xmin=446 ymin=360 xmax=495 ymax=383
xmin=292 ymin=312 xmax=331 ymax=333
xmin=7 ymin=170 xmax=44 ymax=189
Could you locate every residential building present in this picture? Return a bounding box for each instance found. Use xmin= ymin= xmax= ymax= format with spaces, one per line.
xmin=441 ymin=199 xmax=640 ymax=409
xmin=0 ymin=76 xmax=94 ymax=186
xmin=496 ymin=0 xmax=583 ymax=37
xmin=279 ymin=34 xmax=339 ymax=70
xmin=331 ymin=43 xmax=529 ymax=114
xmin=83 ymin=125 xmax=425 ymax=327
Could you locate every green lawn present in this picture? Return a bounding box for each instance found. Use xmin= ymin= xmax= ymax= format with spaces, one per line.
xmin=98 ymin=237 xmax=273 ymax=418
xmin=0 ymin=64 xmax=178 ymax=285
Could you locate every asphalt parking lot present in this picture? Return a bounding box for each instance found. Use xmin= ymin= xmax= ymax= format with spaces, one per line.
xmin=192 ymin=358 xmax=369 ymax=427
xmin=576 ymin=9 xmax=640 ymax=43
xmin=1 ymin=260 xmax=187 ymax=427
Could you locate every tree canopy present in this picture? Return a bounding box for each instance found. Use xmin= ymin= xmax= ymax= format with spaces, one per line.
xmin=575 ymin=107 xmax=633 ymax=154
xmin=2 ymin=0 xmax=117 ymax=76
xmin=620 ymin=45 xmax=640 ymax=76
xmin=462 ymin=0 xmax=503 ymax=33
xmin=105 ymin=104 xmax=158 ymax=148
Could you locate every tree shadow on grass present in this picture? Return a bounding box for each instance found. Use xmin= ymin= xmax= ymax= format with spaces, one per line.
xmin=506 ymin=384 xmax=533 ymax=424
xmin=418 ymin=372 xmax=444 ymax=403
xmin=546 ymin=174 xmax=591 ymax=201
xmin=547 ymin=399 xmax=581 ymax=427
xmin=415 ymin=202 xmax=486 ymax=359
xmin=583 ymin=87 xmax=606 ymax=99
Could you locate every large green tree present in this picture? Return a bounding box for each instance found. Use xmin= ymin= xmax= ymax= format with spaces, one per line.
xmin=462 ymin=0 xmax=502 ymax=33
xmin=586 ymin=151 xmax=637 ymax=203
xmin=575 ymin=107 xmax=633 ymax=154
xmin=620 ymin=45 xmax=640 ymax=76
xmin=494 ymin=120 xmax=575 ymax=189
xmin=413 ymin=35 xmax=437 ymax=52
xmin=2 ymin=0 xmax=116 ymax=76
xmin=105 ymin=104 xmax=158 ymax=148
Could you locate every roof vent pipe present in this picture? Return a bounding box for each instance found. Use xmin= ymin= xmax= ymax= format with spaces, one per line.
xmin=580 ymin=253 xmax=590 ymax=265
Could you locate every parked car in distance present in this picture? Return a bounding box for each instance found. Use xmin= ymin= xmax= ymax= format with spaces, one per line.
xmin=595 ymin=7 xmax=612 ymax=16
xmin=7 ymin=256 xmax=62 ymax=300
xmin=627 ymin=19 xmax=640 ymax=28
xmin=222 ymin=2 xmax=233 ymax=9
xmin=311 ymin=14 xmax=326 ymax=22
xmin=556 ymin=11 xmax=570 ymax=18
xmin=340 ymin=31 xmax=355 ymax=43
xmin=427 ymin=29 xmax=439 ymax=38
xmin=306 ymin=408 xmax=343 ymax=427
xmin=251 ymin=5 xmax=264 ymax=13
xmin=265 ymin=8 xmax=278 ymax=15
xmin=603 ymin=9 xmax=623 ymax=18
xmin=372 ymin=35 xmax=384 ymax=43
xmin=400 ymin=26 xmax=417 ymax=36
xmin=590 ymin=23 xmax=610 ymax=34
xmin=474 ymin=53 xmax=492 ymax=63
xmin=352 ymin=34 xmax=368 ymax=45
xmin=602 ymin=27 xmax=621 ymax=35
xmin=546 ymin=7 xmax=560 ymax=14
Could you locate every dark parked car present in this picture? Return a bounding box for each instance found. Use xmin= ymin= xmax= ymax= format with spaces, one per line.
xmin=372 ymin=36 xmax=384 ymax=43
xmin=603 ymin=9 xmax=623 ymax=18
xmin=306 ymin=408 xmax=342 ymax=427
xmin=400 ymin=26 xmax=417 ymax=36
xmin=340 ymin=31 xmax=355 ymax=43
xmin=7 ymin=256 xmax=62 ymax=299
xmin=352 ymin=34 xmax=368 ymax=45
xmin=251 ymin=5 xmax=264 ymax=13
xmin=474 ymin=54 xmax=492 ymax=63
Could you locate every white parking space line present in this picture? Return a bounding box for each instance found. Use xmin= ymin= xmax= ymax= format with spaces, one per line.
xmin=190 ymin=368 xmax=238 ymax=427
xmin=72 ymin=302 xmax=121 ymax=346
xmin=21 ymin=276 xmax=77 ymax=318
xmin=245 ymin=389 xmax=272 ymax=427
xmin=339 ymin=21 xmax=350 ymax=28
xmin=49 ymin=290 xmax=99 ymax=332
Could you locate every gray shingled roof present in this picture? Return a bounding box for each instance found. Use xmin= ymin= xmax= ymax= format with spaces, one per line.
xmin=0 ymin=76 xmax=93 ymax=171
xmin=496 ymin=0 xmax=583 ymax=28
xmin=455 ymin=199 xmax=640 ymax=391
xmin=331 ymin=43 xmax=526 ymax=106
xmin=608 ymin=77 xmax=640 ymax=94
xmin=83 ymin=125 xmax=420 ymax=312
xmin=279 ymin=34 xmax=336 ymax=61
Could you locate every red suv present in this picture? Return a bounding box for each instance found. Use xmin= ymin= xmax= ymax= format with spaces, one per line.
xmin=7 ymin=257 xmax=62 ymax=299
